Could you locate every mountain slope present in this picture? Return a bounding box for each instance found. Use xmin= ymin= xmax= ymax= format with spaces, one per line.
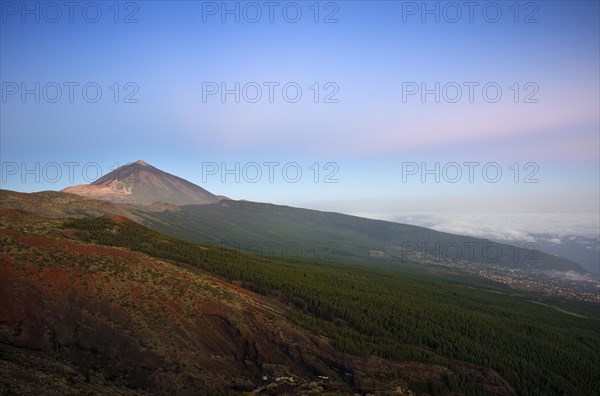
xmin=53 ymin=160 xmax=587 ymax=272
xmin=2 ymin=209 xmax=458 ymax=394
xmin=0 ymin=187 xmax=586 ymax=273
xmin=3 ymin=209 xmax=599 ymax=395
xmin=139 ymin=200 xmax=586 ymax=273
xmin=0 ymin=189 xmax=143 ymax=220
xmin=62 ymin=160 xmax=221 ymax=205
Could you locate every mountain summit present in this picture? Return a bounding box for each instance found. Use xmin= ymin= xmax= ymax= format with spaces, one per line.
xmin=62 ymin=160 xmax=221 ymax=205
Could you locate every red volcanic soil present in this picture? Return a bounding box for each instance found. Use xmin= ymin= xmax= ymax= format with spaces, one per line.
xmin=16 ymin=233 xmax=136 ymax=259
xmin=0 ymin=212 xmax=516 ymax=395
xmin=0 ymin=222 xmax=399 ymax=394
xmin=102 ymin=214 xmax=135 ymax=223
xmin=0 ymin=228 xmax=16 ymax=237
xmin=210 ymin=276 xmax=262 ymax=300
xmin=0 ymin=208 xmax=31 ymax=218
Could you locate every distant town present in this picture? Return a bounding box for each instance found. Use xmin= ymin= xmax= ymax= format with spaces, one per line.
xmin=407 ymin=252 xmax=600 ymax=303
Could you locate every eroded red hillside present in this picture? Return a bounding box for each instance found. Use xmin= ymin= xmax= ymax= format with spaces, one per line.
xmin=0 ymin=210 xmax=476 ymax=395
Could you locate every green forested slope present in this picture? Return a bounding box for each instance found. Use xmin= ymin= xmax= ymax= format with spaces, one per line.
xmin=137 ymin=200 xmax=583 ymax=272
xmin=65 ymin=216 xmax=600 ymax=396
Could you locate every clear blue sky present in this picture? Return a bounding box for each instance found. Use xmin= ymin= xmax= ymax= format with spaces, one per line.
xmin=1 ymin=1 xmax=599 ymax=230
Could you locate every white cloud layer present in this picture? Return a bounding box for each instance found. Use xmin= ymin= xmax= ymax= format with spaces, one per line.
xmin=348 ymin=211 xmax=600 ymax=242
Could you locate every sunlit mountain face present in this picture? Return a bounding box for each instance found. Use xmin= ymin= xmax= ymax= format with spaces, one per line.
xmin=62 ymin=160 xmax=222 ymax=205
